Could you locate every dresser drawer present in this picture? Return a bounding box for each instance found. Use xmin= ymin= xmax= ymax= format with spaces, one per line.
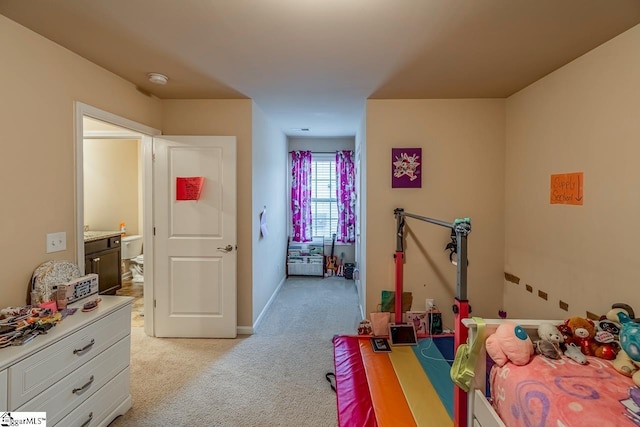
xmin=0 ymin=369 xmax=7 ymax=411
xmin=9 ymin=304 xmax=131 ymax=409
xmin=55 ymin=367 xmax=131 ymax=427
xmin=17 ymin=336 xmax=130 ymax=425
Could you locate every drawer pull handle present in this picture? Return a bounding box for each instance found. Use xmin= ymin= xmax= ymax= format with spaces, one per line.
xmin=80 ymin=412 xmax=93 ymax=427
xmin=73 ymin=338 xmax=95 ymax=355
xmin=72 ymin=375 xmax=94 ymax=394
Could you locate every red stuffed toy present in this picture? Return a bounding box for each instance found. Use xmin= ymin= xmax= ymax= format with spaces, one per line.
xmin=564 ymin=317 xmax=597 ymax=356
xmin=563 ymin=317 xmax=616 ymax=359
xmin=557 ymin=323 xmax=573 ymax=349
xmin=593 ymin=319 xmax=620 ymax=360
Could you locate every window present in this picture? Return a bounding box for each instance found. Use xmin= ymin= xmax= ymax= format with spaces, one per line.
xmin=310 ymin=154 xmax=338 ymax=240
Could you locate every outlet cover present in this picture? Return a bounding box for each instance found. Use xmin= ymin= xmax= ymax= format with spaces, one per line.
xmin=46 ymin=232 xmax=67 ymax=253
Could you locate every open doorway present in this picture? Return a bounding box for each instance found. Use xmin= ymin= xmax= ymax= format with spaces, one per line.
xmin=75 ymin=102 xmax=159 ymax=336
xmin=83 ymin=116 xmax=144 ymax=326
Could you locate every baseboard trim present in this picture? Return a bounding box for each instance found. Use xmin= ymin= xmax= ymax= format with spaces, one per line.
xmin=250 ymin=275 xmax=286 ymax=334
xmin=236 ymin=326 xmax=254 ymax=335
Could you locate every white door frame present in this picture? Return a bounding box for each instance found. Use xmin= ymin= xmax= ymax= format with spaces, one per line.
xmin=74 ymin=102 xmax=161 ymax=336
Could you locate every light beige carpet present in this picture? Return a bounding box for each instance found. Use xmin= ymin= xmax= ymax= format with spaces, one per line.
xmin=110 ymin=276 xmax=361 ymax=426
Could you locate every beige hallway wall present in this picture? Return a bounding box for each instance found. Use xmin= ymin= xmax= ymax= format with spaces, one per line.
xmin=365 ymin=99 xmax=506 ymax=329
xmin=504 ymin=24 xmax=640 ymax=319
xmin=0 ymin=15 xmax=161 ymax=306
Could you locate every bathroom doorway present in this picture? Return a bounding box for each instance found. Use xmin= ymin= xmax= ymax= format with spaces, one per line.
xmin=83 ymin=117 xmax=145 ymax=326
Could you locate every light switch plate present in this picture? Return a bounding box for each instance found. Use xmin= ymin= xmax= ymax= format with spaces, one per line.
xmin=46 ymin=231 xmax=67 ymax=253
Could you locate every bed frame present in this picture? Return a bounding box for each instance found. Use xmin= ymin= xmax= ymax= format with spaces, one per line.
xmin=462 ymin=318 xmax=564 ymax=427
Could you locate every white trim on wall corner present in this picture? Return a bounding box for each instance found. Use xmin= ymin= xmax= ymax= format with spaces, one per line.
xmin=251 ymin=275 xmax=287 ymax=334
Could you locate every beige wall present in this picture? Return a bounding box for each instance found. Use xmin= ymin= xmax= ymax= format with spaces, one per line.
xmin=161 ymin=99 xmax=254 ymax=328
xmin=504 ymin=24 xmax=640 ymax=319
xmin=83 ymin=139 xmax=141 ymax=235
xmin=0 ymin=16 xmax=162 ymax=307
xmin=1 ymin=15 xmax=278 ymax=333
xmin=251 ymin=103 xmax=288 ymax=323
xmin=7 ymin=6 xmax=635 ymax=334
xmin=365 ymin=99 xmax=506 ymax=329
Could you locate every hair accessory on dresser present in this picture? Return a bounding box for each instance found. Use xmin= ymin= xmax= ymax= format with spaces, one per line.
xmin=82 ymin=298 xmax=102 ymax=312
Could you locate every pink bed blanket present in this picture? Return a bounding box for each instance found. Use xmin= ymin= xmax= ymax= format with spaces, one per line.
xmin=490 ymin=354 xmax=640 ymax=427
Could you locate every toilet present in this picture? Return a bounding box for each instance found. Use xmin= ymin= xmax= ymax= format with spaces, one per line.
xmin=121 ymin=235 xmax=144 ymax=283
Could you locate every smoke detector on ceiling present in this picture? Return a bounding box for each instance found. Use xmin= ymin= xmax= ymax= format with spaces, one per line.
xmin=148 ymin=73 xmax=168 ymax=85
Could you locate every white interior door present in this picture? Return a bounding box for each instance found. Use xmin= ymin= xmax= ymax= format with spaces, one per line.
xmin=153 ymin=135 xmax=237 ymax=338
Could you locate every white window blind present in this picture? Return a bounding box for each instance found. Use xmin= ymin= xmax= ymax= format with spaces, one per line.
xmin=311 ymin=154 xmax=337 ymax=241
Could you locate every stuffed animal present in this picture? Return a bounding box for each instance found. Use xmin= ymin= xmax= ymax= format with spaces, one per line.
xmin=563 ymin=317 xmax=604 ymax=357
xmin=485 ymin=322 xmax=534 ymax=367
xmin=613 ymin=312 xmax=640 ymax=382
xmin=534 ymin=323 xmax=563 ymax=359
xmin=618 ymin=312 xmax=640 ymax=359
xmin=612 ymin=349 xmax=640 ymax=387
xmin=593 ymin=319 xmax=620 ymax=360
xmin=609 ymin=303 xmax=636 ymax=321
xmin=564 ymin=343 xmax=588 ymax=364
xmin=607 ymin=305 xmax=640 ymax=385
xmin=556 ymin=323 xmax=573 ymax=349
xmin=607 ymin=308 xmax=630 ymax=323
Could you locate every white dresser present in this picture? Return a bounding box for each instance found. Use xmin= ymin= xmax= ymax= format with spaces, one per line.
xmin=0 ymin=296 xmax=133 ymax=427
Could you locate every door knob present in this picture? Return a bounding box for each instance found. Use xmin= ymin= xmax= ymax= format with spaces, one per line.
xmin=217 ymin=245 xmax=233 ymax=252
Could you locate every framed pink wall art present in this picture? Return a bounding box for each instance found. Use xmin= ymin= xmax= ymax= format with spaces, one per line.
xmin=391 ymin=148 xmax=422 ymax=188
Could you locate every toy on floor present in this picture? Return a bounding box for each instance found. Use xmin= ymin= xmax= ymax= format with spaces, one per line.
xmin=357 ymin=319 xmax=372 ymax=335
xmin=486 ymin=322 xmax=534 ymax=366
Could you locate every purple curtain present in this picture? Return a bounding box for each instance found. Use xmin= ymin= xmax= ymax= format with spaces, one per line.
xmin=290 ymin=151 xmax=313 ymax=242
xmin=336 ymin=150 xmax=356 ymax=243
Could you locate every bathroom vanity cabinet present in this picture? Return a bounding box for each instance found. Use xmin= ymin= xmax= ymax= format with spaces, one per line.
xmin=84 ymin=233 xmax=122 ymax=295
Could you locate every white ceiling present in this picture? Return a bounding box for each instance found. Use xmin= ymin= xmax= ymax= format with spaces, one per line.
xmin=2 ymin=0 xmax=640 ymax=137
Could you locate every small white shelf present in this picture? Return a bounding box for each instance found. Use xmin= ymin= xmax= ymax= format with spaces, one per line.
xmin=287 ymin=239 xmax=324 ymax=276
